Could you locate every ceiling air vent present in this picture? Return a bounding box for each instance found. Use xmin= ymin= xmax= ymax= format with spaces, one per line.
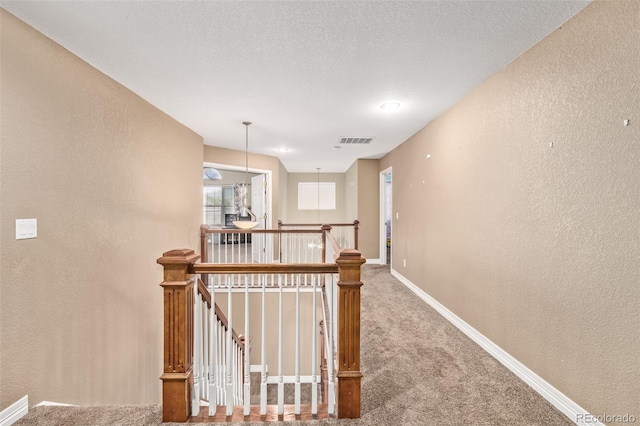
xmin=339 ymin=137 xmax=374 ymax=144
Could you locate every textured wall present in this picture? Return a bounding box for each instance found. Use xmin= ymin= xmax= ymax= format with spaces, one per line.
xmin=344 ymin=159 xmax=380 ymax=259
xmin=278 ymin=161 xmax=289 ymax=222
xmin=0 ymin=10 xmax=203 ymax=410
xmin=356 ymin=159 xmax=380 ymax=260
xmin=381 ymin=0 xmax=639 ymax=419
xmin=344 ymin=161 xmax=358 ymax=225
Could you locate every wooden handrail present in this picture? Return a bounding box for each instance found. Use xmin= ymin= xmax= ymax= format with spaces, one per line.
xmin=278 ymin=222 xmax=357 ymax=228
xmin=325 ymin=231 xmax=343 ymax=258
xmin=200 ymin=224 xmax=326 ymax=266
xmin=196 ymin=277 xmax=244 ymax=351
xmin=201 ymin=226 xmax=323 ymax=235
xmin=278 ymin=220 xmax=359 ymax=250
xmin=196 ymin=276 xmax=212 ymax=307
xmin=193 ymin=262 xmax=337 ymax=274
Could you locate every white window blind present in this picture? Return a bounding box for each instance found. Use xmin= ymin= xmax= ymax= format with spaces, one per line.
xmin=298 ymin=182 xmax=336 ymax=210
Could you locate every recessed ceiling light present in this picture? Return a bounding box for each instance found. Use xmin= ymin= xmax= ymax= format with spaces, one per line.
xmin=380 ymin=102 xmax=400 ymax=111
xmin=276 ymin=147 xmax=289 ymax=152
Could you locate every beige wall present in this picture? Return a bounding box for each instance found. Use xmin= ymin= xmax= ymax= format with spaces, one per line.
xmin=343 ymin=159 xmax=380 ymax=259
xmin=278 ymin=161 xmax=289 ymax=222
xmin=344 ymin=162 xmax=358 ymax=223
xmin=355 ymin=159 xmax=380 ymax=260
xmin=0 ymin=10 xmax=203 ymax=410
xmin=380 ymin=0 xmax=639 ymax=418
xmin=204 ymin=146 xmax=285 ymax=228
xmin=286 ymin=173 xmax=347 ymax=224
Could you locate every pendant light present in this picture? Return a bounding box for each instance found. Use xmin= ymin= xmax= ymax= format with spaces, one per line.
xmin=233 ymin=121 xmax=259 ymax=229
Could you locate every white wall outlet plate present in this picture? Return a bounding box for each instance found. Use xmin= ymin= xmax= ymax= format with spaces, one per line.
xmin=15 ymin=219 xmax=37 ymax=240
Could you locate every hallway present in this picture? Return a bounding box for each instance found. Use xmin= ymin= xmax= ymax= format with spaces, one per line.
xmin=15 ymin=265 xmax=572 ymax=425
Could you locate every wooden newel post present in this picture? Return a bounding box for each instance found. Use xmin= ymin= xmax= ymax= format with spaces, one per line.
xmin=335 ymin=248 xmax=366 ymax=418
xmin=200 ymin=225 xmax=208 ymax=263
xmin=321 ymin=224 xmax=331 ymax=263
xmin=199 ymin=225 xmax=209 ymax=286
xmin=157 ymin=248 xmax=200 ymax=422
xmin=353 ymin=220 xmax=359 ymax=250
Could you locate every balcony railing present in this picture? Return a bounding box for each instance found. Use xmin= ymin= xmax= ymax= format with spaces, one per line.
xmin=157 ymin=221 xmax=364 ymax=422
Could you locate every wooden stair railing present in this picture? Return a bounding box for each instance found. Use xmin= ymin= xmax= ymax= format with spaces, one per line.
xmin=157 ymin=249 xmax=246 ymax=422
xmin=279 ymin=220 xmax=359 ymax=250
xmin=193 ymin=277 xmax=245 ymax=414
xmin=158 ymin=226 xmax=364 ymax=422
xmin=200 ymin=225 xmax=327 ymax=266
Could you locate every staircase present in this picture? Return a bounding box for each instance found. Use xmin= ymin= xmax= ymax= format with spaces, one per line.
xmin=157 ymin=223 xmax=364 ymax=423
xmin=189 ymin=373 xmax=326 ymax=422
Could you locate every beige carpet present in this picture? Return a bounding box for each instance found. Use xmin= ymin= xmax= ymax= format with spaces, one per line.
xmin=15 ymin=265 xmax=573 ymax=425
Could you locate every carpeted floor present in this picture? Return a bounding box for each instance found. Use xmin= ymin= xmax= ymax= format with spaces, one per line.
xmin=14 ymin=265 xmax=573 ymax=425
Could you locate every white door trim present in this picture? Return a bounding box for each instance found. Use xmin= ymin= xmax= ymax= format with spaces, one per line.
xmin=379 ymin=167 xmax=392 ymax=266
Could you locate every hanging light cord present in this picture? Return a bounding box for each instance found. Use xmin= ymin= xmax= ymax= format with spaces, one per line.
xmin=240 ymin=121 xmax=256 ymax=223
xmin=243 ymin=121 xmax=251 ymax=184
xmin=317 ymin=167 xmax=321 ymax=223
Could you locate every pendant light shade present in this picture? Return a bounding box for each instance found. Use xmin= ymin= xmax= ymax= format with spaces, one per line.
xmin=233 ymin=121 xmax=259 ymax=229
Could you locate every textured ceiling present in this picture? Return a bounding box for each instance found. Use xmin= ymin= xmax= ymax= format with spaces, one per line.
xmin=1 ymin=1 xmax=590 ymax=172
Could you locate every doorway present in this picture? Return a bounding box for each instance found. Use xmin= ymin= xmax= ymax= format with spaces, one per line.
xmin=379 ymin=167 xmax=392 ymax=266
xmin=203 ymin=162 xmax=273 ymax=262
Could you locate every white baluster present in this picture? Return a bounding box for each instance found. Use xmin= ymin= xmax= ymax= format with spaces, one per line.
xmin=203 ymin=302 xmax=209 ymax=402
xmin=226 ymin=275 xmax=233 ymax=415
xmin=295 ymin=274 xmax=301 ymax=415
xmin=244 ymin=273 xmax=250 ymax=415
xmin=237 ymin=344 xmax=242 ymax=404
xmin=192 ymin=287 xmax=201 ymax=415
xmin=311 ymin=274 xmax=318 ymax=415
xmin=260 ymin=273 xmax=267 ymax=415
xmin=220 ymin=321 xmax=224 ymax=407
xmin=237 ymin=342 xmax=242 ymax=404
xmin=224 ymin=235 xmax=228 ymax=264
xmin=209 ymin=284 xmax=217 ymax=415
xmin=277 ymin=274 xmax=284 ymax=415
xmin=232 ymin=342 xmax=237 ymax=405
xmin=327 ymin=273 xmax=335 ymax=415
xmin=218 ymin=320 xmax=224 ymax=405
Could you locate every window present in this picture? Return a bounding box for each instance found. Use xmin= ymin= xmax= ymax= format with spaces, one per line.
xmin=203 ymin=185 xmax=235 ymax=226
xmin=298 ymin=182 xmax=336 ymax=210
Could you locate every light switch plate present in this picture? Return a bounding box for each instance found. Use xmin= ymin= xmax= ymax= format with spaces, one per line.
xmin=16 ymin=219 xmax=37 ymax=240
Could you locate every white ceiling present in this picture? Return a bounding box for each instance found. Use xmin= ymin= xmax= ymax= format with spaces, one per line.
xmin=2 ymin=0 xmax=590 ymax=172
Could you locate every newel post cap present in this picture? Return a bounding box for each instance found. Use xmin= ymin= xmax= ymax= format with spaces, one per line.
xmin=336 ymin=248 xmax=366 ymax=264
xmin=157 ymin=248 xmax=201 ymax=266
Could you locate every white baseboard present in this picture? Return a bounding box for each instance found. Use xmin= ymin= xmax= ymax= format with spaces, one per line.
xmin=365 ymin=258 xmax=380 ymax=264
xmin=250 ymin=364 xmax=267 ymax=373
xmin=0 ymin=395 xmax=28 ymax=426
xmin=35 ymin=401 xmax=77 ymax=407
xmin=390 ymin=269 xmax=604 ymax=426
xmin=249 ymin=365 xmax=315 ymax=384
